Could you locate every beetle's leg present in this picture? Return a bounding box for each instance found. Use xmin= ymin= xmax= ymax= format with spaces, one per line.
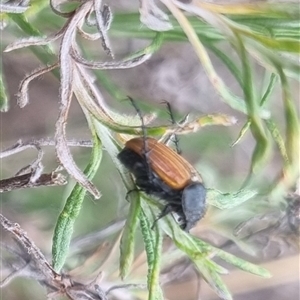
xmin=162 ymin=101 xmax=181 ymax=155
xmin=151 ymin=204 xmax=174 ymax=229
xmin=125 ymin=188 xmax=140 ymax=201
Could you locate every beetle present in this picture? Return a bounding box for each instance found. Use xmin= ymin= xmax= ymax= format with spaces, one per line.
xmin=117 ymin=100 xmax=206 ymax=231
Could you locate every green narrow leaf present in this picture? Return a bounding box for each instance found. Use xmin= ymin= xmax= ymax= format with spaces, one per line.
xmin=233 ymin=72 xmax=277 ymax=145
xmin=191 ymin=237 xmax=271 ymax=278
xmin=170 ymin=225 xmax=232 ymax=300
xmin=207 ymin=188 xmax=258 ymax=209
xmin=119 ymin=191 xmax=141 ymax=279
xmin=126 ymin=32 xmax=164 ymax=59
xmin=139 ymin=209 xmax=164 ymax=300
xmin=139 ymin=210 xmax=155 ymax=277
xmin=110 ymin=13 xmax=224 ymax=42
xmin=0 ymin=72 xmax=9 ymax=112
xmin=279 ymin=66 xmax=300 ymax=186
xmin=216 ymin=249 xmax=271 ymax=278
xmin=208 ymin=43 xmax=243 ymax=88
xmin=240 ymin=28 xmax=300 ymax=53
xmin=194 ymin=259 xmax=232 ymax=300
xmin=260 ymin=73 xmax=278 ymax=106
xmin=265 ymin=119 xmax=289 ymax=165
xmin=52 ymin=123 xmax=102 ymax=272
xmin=231 ymin=120 xmax=251 ymax=147
xmin=235 ymin=34 xmax=271 ymax=174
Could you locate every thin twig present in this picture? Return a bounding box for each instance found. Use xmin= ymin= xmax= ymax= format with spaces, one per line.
xmin=0 ymin=214 xmax=60 ymax=282
xmin=0 ymin=2 xmax=29 ymax=13
xmin=0 ymin=138 xmax=93 ymax=159
xmin=0 ymin=214 xmax=111 ymax=299
xmin=0 ymin=172 xmax=67 ymax=193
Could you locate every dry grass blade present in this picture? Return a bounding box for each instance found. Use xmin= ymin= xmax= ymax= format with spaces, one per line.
xmin=55 ymin=0 xmax=101 ymax=199
xmin=0 ymin=2 xmax=29 ymax=13
xmin=16 ymin=63 xmax=59 ymax=107
xmin=93 ymin=0 xmax=114 ymax=57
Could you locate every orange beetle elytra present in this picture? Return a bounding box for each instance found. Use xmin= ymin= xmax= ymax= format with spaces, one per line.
xmin=125 ymin=137 xmax=203 ymax=190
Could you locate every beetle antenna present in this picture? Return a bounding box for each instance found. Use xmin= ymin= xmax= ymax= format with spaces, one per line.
xmin=127 ymin=96 xmax=152 ymax=177
xmin=163 ymin=101 xmax=181 ymax=155
xmin=127 ymin=96 xmax=147 ymax=139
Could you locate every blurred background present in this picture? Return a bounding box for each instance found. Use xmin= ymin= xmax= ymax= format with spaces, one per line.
xmin=1 ymin=1 xmax=299 ymax=299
